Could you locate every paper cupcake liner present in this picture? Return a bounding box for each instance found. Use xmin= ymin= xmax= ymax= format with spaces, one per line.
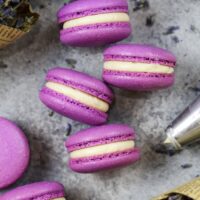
xmin=0 ymin=24 xmax=25 ymax=49
xmin=153 ymin=178 xmax=200 ymax=200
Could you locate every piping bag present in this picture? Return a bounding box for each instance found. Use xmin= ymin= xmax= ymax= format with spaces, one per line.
xmin=155 ymin=95 xmax=200 ymax=155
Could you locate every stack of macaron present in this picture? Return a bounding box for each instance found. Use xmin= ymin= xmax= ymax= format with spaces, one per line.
xmin=38 ymin=0 xmax=176 ymax=174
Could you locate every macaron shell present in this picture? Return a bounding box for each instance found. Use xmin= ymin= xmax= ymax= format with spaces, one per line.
xmin=0 ymin=117 xmax=30 ymax=189
xmin=57 ymin=0 xmax=128 ymax=22
xmin=60 ymin=22 xmax=131 ymax=47
xmin=104 ymin=44 xmax=176 ymax=64
xmin=66 ymin=124 xmax=135 ymax=151
xmin=0 ymin=181 xmax=65 ymax=200
xmin=46 ymin=67 xmax=113 ymax=102
xmin=40 ymin=87 xmax=108 ymax=125
xmin=69 ymin=148 xmax=140 ymax=173
xmin=103 ymin=71 xmax=175 ymax=91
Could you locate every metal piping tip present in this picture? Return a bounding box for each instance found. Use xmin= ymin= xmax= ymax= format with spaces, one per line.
xmin=153 ymin=129 xmax=182 ymax=156
xmin=154 ymin=95 xmax=200 ymax=156
xmin=164 ymin=130 xmax=182 ymax=150
xmin=163 ymin=137 xmax=171 ymax=144
xmin=153 ymin=142 xmax=179 ymax=156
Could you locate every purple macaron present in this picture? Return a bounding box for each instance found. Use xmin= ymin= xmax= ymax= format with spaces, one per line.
xmin=103 ymin=44 xmax=176 ymax=91
xmin=66 ymin=124 xmax=140 ymax=173
xmin=57 ymin=0 xmax=131 ymax=46
xmin=0 ymin=117 xmax=30 ymax=189
xmin=0 ymin=181 xmax=65 ymax=200
xmin=39 ymin=67 xmax=113 ymax=125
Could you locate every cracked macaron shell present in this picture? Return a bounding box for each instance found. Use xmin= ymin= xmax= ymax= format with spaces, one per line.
xmin=39 ymin=67 xmax=113 ymax=125
xmin=0 ymin=117 xmax=30 ymax=189
xmin=57 ymin=0 xmax=131 ymax=46
xmin=66 ymin=124 xmax=140 ymax=173
xmin=103 ymin=44 xmax=176 ymax=91
xmin=0 ymin=181 xmax=65 ymax=200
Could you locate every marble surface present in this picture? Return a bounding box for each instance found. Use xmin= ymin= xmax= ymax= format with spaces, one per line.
xmin=1 ymin=0 xmax=200 ymax=199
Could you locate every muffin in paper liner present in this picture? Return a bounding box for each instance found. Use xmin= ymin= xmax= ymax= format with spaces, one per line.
xmin=153 ymin=178 xmax=200 ymax=200
xmin=0 ymin=0 xmax=39 ymax=49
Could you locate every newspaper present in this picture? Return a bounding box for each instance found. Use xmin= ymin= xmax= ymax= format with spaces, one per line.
xmin=153 ymin=178 xmax=200 ymax=200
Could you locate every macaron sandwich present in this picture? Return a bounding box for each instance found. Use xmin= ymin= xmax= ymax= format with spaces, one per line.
xmin=0 ymin=181 xmax=66 ymax=200
xmin=57 ymin=0 xmax=131 ymax=46
xmin=66 ymin=124 xmax=140 ymax=173
xmin=39 ymin=67 xmax=113 ymax=125
xmin=103 ymin=44 xmax=176 ymax=91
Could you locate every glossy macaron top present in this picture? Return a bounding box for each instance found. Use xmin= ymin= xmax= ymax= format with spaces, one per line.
xmin=66 ymin=124 xmax=135 ymax=152
xmin=57 ymin=0 xmax=128 ymax=23
xmin=0 ymin=181 xmax=65 ymax=200
xmin=104 ymin=44 xmax=176 ymax=66
xmin=46 ymin=67 xmax=113 ymax=103
xmin=0 ymin=117 xmax=30 ymax=189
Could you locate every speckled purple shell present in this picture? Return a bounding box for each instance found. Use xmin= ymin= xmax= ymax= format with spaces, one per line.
xmin=66 ymin=124 xmax=140 ymax=173
xmin=0 ymin=117 xmax=30 ymax=189
xmin=39 ymin=67 xmax=113 ymax=125
xmin=57 ymin=0 xmax=131 ymax=47
xmin=0 ymin=181 xmax=65 ymax=200
xmin=103 ymin=44 xmax=177 ymax=91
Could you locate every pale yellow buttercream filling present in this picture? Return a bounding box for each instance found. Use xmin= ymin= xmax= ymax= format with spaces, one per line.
xmin=46 ymin=82 xmax=109 ymax=112
xmin=52 ymin=198 xmax=66 ymax=200
xmin=104 ymin=61 xmax=174 ymax=74
xmin=70 ymin=141 xmax=135 ymax=158
xmin=63 ymin=13 xmax=130 ymax=29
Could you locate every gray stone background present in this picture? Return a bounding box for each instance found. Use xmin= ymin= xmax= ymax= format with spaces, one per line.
xmin=0 ymin=0 xmax=200 ymax=199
